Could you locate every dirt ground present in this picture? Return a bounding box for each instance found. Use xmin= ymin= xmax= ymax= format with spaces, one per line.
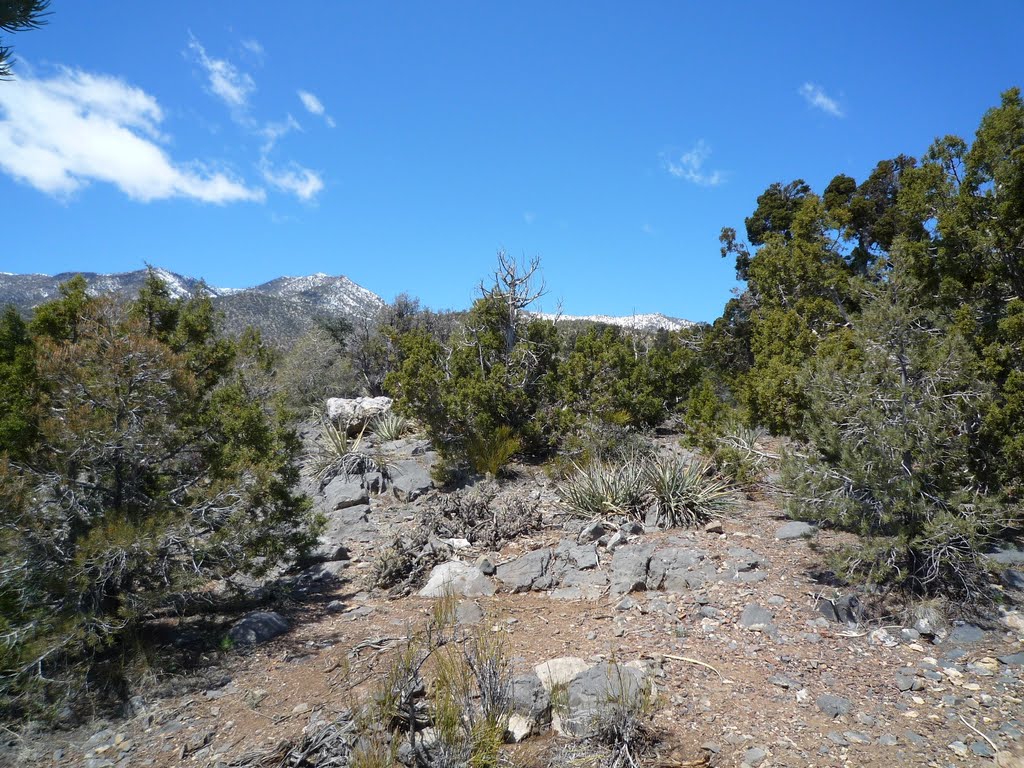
xmin=8 ymin=470 xmax=1024 ymax=768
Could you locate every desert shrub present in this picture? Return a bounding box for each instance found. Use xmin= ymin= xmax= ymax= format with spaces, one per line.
xmin=386 ymin=253 xmax=560 ymax=473
xmin=312 ymin=417 xmax=392 ymax=486
xmin=646 ymin=454 xmax=734 ymax=526
xmin=275 ymin=324 xmax=361 ymax=409
xmin=465 ymin=424 xmax=521 ymax=477
xmin=710 ymin=423 xmax=773 ymax=487
xmin=586 ymin=667 xmax=657 ymax=768
xmin=373 ymin=486 xmax=542 ymax=591
xmin=0 ymin=272 xmax=313 ymax=716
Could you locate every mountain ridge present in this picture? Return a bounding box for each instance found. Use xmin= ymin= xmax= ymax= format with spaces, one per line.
xmin=0 ymin=268 xmax=696 ymax=340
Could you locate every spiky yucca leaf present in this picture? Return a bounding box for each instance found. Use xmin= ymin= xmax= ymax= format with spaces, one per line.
xmin=646 ymin=454 xmax=734 ymax=527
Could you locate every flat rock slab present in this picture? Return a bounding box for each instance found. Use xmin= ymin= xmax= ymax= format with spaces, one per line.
xmin=229 ymin=611 xmax=290 ymax=646
xmin=776 ymin=521 xmax=816 ymax=540
xmin=419 ymin=561 xmax=495 ymax=598
xmin=497 ymin=548 xmax=553 ymax=593
xmin=321 ymin=475 xmax=370 ymax=511
xmin=740 ymin=603 xmax=775 ymax=632
xmin=559 ymin=662 xmax=646 ymax=737
xmin=816 ymin=693 xmax=852 ymax=718
xmin=390 ymin=457 xmax=435 ymax=502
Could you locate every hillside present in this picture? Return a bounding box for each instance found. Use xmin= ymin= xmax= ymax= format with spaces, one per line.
xmin=0 ymin=269 xmax=696 ymax=341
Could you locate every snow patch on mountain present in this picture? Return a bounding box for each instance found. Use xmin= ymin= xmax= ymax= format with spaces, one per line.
xmin=532 ymin=311 xmax=694 ymax=332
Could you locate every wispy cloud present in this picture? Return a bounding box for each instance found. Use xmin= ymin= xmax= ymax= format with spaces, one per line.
xmin=0 ymin=67 xmax=263 ymax=203
xmin=186 ymin=32 xmax=255 ymax=111
xmin=298 ymin=90 xmax=323 ymax=116
xmin=798 ymin=82 xmax=844 ymax=118
xmin=297 ymin=89 xmax=335 ymax=128
xmin=523 ymin=211 xmax=536 ymax=225
xmin=261 ymin=162 xmax=324 ymax=201
xmin=241 ymin=38 xmax=264 ymax=58
xmin=641 ymin=223 xmax=655 ymax=235
xmin=665 ymin=140 xmax=725 ymax=187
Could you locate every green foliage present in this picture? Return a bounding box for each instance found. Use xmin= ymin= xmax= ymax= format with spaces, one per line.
xmin=0 ymin=278 xmax=313 ymax=715
xmin=0 ymin=305 xmax=39 ymax=459
xmin=371 ymin=410 xmax=411 ymax=442
xmin=0 ymin=0 xmax=49 ymax=78
xmin=645 ymin=454 xmax=734 ymax=527
xmin=465 ymin=424 xmax=521 ymax=477
xmin=557 ymin=450 xmax=651 ymax=520
xmin=782 ymin=257 xmax=1015 ymax=599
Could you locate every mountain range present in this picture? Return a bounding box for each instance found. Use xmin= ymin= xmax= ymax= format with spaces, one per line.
xmin=0 ymin=268 xmax=693 ymax=342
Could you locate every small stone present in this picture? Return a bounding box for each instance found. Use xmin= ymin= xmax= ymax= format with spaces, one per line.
xmin=703 ymin=520 xmax=724 ymax=534
xmin=970 ymin=741 xmax=995 ymax=758
xmin=739 ymin=603 xmax=775 ymax=632
xmin=743 ymin=746 xmax=768 ymax=767
xmin=775 ymin=521 xmax=815 ymax=540
xmin=292 ymin=702 xmax=309 ymax=714
xmin=948 ymin=741 xmax=970 ymax=757
xmin=845 ymin=731 xmax=871 ymax=745
xmin=878 ymin=734 xmax=898 ymax=746
xmin=615 ymin=596 xmax=637 ymax=612
xmin=578 ymin=521 xmax=606 ymax=544
xmin=816 ymin=694 xmax=852 ymax=718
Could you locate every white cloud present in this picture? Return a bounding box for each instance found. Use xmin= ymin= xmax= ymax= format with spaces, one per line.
xmin=186 ymin=33 xmax=255 ymax=111
xmin=241 ymin=38 xmax=264 ymax=58
xmin=261 ymin=162 xmax=324 ymax=202
xmin=297 ymin=90 xmax=324 ymax=116
xmin=523 ymin=211 xmax=536 ymax=225
xmin=798 ymin=82 xmax=844 ymax=118
xmin=297 ymin=89 xmax=335 ymax=128
xmin=0 ymin=67 xmax=264 ymax=203
xmin=665 ymin=140 xmax=725 ymax=186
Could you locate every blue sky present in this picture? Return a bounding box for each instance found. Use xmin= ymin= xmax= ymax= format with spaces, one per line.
xmin=1 ymin=2 xmax=1021 ymax=322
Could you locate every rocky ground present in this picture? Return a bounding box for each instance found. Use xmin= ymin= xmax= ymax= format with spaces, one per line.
xmin=5 ymin=430 xmax=1024 ymax=768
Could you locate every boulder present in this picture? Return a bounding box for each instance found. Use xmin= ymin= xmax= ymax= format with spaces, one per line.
xmin=419 ymin=561 xmax=496 ymax=598
xmin=322 ymin=475 xmax=370 ymax=511
xmin=816 ymin=693 xmax=852 ymax=718
xmin=497 ymin=548 xmax=553 ymax=593
xmin=647 ymin=547 xmax=711 ymax=592
xmin=534 ymin=657 xmax=591 ymax=691
xmin=511 ymin=672 xmax=551 ymax=728
xmin=326 ymin=396 xmax=392 ymax=434
xmin=390 ymin=457 xmax=435 ymax=502
xmin=609 ymin=543 xmax=654 ymax=595
xmin=317 ymin=504 xmax=376 ymax=548
xmin=818 ymin=594 xmax=863 ymax=625
xmin=558 ymin=662 xmax=646 ymax=737
xmin=228 ymin=611 xmax=290 ymax=646
xmin=739 ymin=603 xmax=775 ymax=632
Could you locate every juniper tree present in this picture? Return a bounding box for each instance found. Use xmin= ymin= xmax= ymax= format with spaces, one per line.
xmin=0 ymin=276 xmax=313 ymax=715
xmin=781 ymin=253 xmax=1016 ymax=600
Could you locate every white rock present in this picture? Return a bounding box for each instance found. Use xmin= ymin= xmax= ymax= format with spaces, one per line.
xmin=418 ymin=561 xmax=495 ymax=598
xmin=534 ymin=657 xmax=591 ymax=691
xmin=506 ymin=713 xmax=533 ymax=743
xmin=325 ymin=396 xmax=392 ymax=432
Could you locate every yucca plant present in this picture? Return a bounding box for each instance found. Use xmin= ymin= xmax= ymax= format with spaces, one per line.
xmin=646 ymin=454 xmax=734 ymax=527
xmin=558 ymin=450 xmax=649 ymax=520
xmin=313 ymin=417 xmax=388 ymax=482
xmin=372 ymin=411 xmax=411 ymax=442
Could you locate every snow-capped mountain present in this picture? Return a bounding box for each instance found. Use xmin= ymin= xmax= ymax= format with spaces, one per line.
xmin=0 ymin=268 xmax=385 ymax=343
xmin=532 ymin=311 xmax=694 ymax=332
xmin=251 ymin=273 xmax=385 ymax=317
